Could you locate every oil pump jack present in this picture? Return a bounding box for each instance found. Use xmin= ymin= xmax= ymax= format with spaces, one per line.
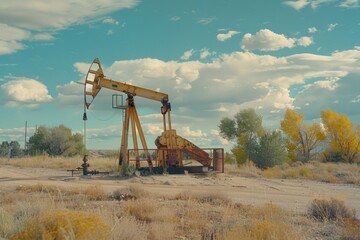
xmin=83 ymin=58 xmax=224 ymax=174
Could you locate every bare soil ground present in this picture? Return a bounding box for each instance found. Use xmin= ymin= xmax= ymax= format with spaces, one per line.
xmin=1 ymin=165 xmax=359 ymax=217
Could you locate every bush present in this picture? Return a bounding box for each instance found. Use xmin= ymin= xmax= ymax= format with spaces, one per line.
xmin=11 ymin=210 xmax=111 ymax=240
xmin=308 ymin=198 xmax=355 ymax=222
xmin=111 ymin=186 xmax=146 ymax=201
xmin=120 ymin=162 xmax=136 ymax=177
xmin=252 ymin=131 xmax=288 ymax=169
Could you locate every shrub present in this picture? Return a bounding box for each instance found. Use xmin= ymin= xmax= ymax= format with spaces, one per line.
xmin=11 ymin=210 xmax=111 ymax=240
xmin=218 ymin=203 xmax=300 ymax=240
xmin=120 ymin=162 xmax=136 ymax=177
xmin=175 ymin=191 xmax=231 ymax=205
xmin=0 ymin=208 xmax=14 ymax=238
xmin=252 ymin=131 xmax=288 ymax=169
xmin=111 ymin=186 xmax=147 ymax=201
xmin=308 ymin=198 xmax=355 ymax=222
xmin=83 ymin=185 xmax=107 ymax=201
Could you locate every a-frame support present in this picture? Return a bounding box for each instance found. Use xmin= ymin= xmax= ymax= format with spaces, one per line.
xmin=118 ymin=95 xmax=153 ymax=170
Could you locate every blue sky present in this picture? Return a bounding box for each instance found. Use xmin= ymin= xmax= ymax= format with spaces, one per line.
xmin=1 ymin=0 xmax=360 ymax=151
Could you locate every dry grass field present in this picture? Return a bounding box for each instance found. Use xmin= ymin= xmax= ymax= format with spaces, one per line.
xmin=0 ymin=156 xmax=359 ymax=239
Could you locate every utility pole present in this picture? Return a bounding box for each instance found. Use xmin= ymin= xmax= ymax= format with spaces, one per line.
xmin=24 ymin=121 xmax=27 ymax=150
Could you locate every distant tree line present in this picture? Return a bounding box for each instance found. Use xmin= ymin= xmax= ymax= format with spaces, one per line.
xmin=219 ymin=108 xmax=360 ymax=168
xmin=0 ymin=141 xmax=23 ymax=158
xmin=0 ymin=125 xmax=85 ymax=158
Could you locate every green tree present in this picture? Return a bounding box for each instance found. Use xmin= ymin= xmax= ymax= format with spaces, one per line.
xmin=9 ymin=141 xmax=23 ymax=157
xmin=64 ymin=133 xmax=85 ymax=156
xmin=252 ymin=131 xmax=288 ymax=169
xmin=49 ymin=125 xmax=73 ymax=156
xmin=0 ymin=141 xmax=10 ymax=157
xmin=218 ymin=117 xmax=236 ymax=140
xmin=28 ymin=126 xmax=50 ymax=155
xmin=0 ymin=141 xmax=23 ymax=158
xmin=281 ymin=109 xmax=326 ymax=162
xmin=29 ymin=125 xmax=84 ymax=156
xmin=219 ymin=108 xmax=265 ymax=164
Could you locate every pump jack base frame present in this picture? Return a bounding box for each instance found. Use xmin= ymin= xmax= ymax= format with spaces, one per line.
xmin=137 ymin=166 xmax=212 ymax=175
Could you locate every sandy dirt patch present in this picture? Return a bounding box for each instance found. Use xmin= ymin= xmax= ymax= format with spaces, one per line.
xmin=0 ymin=165 xmax=359 ymax=216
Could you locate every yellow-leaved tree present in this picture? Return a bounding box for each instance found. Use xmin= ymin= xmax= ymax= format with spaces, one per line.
xmin=320 ymin=109 xmax=360 ymax=163
xmin=281 ymin=109 xmax=326 ymax=162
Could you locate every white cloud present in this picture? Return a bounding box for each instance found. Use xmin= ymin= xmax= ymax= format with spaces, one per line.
xmin=0 ymin=127 xmax=35 ymax=144
xmin=170 ymin=16 xmax=181 ymax=21
xmin=32 ymin=33 xmax=55 ymax=41
xmin=0 ymin=0 xmax=139 ymax=55
xmin=216 ymin=30 xmax=240 ymax=41
xmin=328 ymin=23 xmax=338 ymax=31
xmin=311 ymin=0 xmax=337 ymax=9
xmin=210 ymin=129 xmax=229 ymax=145
xmin=0 ymin=23 xmax=56 ymax=54
xmin=56 ymin=81 xmax=82 ymax=95
xmin=340 ymin=0 xmax=359 ymax=8
xmin=238 ymin=86 xmax=295 ymax=111
xmin=200 ymin=48 xmax=216 ymax=59
xmin=241 ymin=29 xmax=312 ymax=51
xmin=74 ymin=62 xmax=91 ymax=75
xmin=283 ymin=0 xmax=310 ymax=10
xmin=1 ymin=78 xmax=53 ymax=108
xmin=181 ymin=49 xmax=194 ymax=60
xmin=87 ymin=125 xmax=121 ymax=140
xmin=198 ymin=17 xmax=215 ymax=25
xmin=351 ymin=95 xmax=360 ymax=103
xmin=174 ymin=62 xmax=201 ymax=90
xmin=0 ymin=23 xmax=31 ymax=41
xmin=0 ymin=23 xmax=29 ymax=54
xmin=242 ymin=29 xmax=295 ymax=51
xmin=179 ymin=126 xmax=207 ymax=137
xmin=308 ymin=27 xmax=317 ymax=33
xmin=145 ymin=123 xmax=163 ymax=135
xmin=284 ymin=0 xmax=340 ymax=10
xmin=56 ymin=82 xmax=83 ymax=107
xmin=305 ymin=78 xmax=339 ymax=90
xmin=0 ymin=40 xmax=25 ymax=55
xmin=102 ymin=17 xmax=119 ymax=25
xmin=0 ymin=1 xmax=138 ymax=30
xmin=297 ymin=36 xmax=313 ymax=46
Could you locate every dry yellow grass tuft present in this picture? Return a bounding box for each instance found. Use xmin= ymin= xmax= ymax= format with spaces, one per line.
xmin=122 ymin=198 xmax=158 ymax=223
xmin=0 ymin=155 xmax=116 ymax=171
xmin=0 ymin=208 xmax=14 ymax=239
xmin=258 ymin=161 xmax=360 ymax=185
xmin=218 ymin=203 xmax=300 ymax=240
xmin=225 ymin=160 xmax=262 ymax=177
xmin=175 ymin=191 xmax=231 ymax=205
xmin=343 ymin=218 xmax=360 ymax=239
xmin=82 ymin=185 xmax=107 ymax=201
xmin=11 ymin=210 xmax=111 ymax=240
